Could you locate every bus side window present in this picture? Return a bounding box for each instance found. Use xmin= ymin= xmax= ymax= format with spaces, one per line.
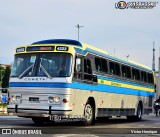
xmin=147 ymin=73 xmax=154 ymax=84
xmin=95 ymin=57 xmax=101 ymax=71
xmin=132 ymin=68 xmax=136 ymax=80
xmin=109 ymin=62 xmax=115 ymax=75
xmin=74 ymin=58 xmax=82 ymax=79
xmin=95 ymin=57 xmax=108 ymax=73
xmin=126 ymin=66 xmax=131 ymax=78
xmin=83 ymin=59 xmax=92 ymax=81
xmin=144 ymin=72 xmax=147 ymax=83
xmin=132 ymin=68 xmax=140 ymax=81
xmin=122 ymin=65 xmax=126 ymax=77
xmin=109 ymin=61 xmax=120 ymax=76
xmin=115 ymin=63 xmax=120 ymax=76
xmin=141 ymin=71 xmax=147 ymax=83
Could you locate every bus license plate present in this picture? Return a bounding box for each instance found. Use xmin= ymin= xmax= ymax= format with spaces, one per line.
xmin=29 ymin=97 xmax=39 ymax=103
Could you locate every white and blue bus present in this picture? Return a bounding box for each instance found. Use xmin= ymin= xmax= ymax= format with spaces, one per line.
xmin=8 ymin=39 xmax=155 ymax=125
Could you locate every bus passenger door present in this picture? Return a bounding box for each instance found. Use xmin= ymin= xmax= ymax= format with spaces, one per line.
xmin=73 ymin=57 xmax=97 ymax=115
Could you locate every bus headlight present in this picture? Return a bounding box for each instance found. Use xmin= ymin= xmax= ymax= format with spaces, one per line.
xmin=48 ymin=96 xmax=60 ymax=104
xmin=11 ymin=95 xmax=21 ymax=103
xmin=53 ymin=96 xmax=60 ymax=103
xmin=16 ymin=96 xmax=21 ymax=102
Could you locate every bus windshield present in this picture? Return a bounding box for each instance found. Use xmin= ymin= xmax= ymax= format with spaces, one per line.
xmin=11 ymin=53 xmax=72 ymax=78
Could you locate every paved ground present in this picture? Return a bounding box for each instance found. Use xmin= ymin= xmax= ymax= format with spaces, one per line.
xmin=0 ymin=114 xmax=159 ymax=137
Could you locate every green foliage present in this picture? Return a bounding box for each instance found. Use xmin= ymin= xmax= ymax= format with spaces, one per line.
xmin=2 ymin=66 xmax=11 ymax=88
xmin=0 ymin=66 xmax=4 ymax=87
xmin=0 ymin=103 xmax=8 ymax=108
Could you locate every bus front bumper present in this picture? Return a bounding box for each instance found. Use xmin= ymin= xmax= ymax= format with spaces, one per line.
xmin=7 ymin=105 xmax=72 ymax=117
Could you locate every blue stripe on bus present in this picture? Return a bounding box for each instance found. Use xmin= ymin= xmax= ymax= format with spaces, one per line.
xmin=9 ymin=82 xmax=154 ymax=97
xmin=75 ymin=48 xmax=152 ymax=72
xmin=97 ymin=76 xmax=154 ymax=89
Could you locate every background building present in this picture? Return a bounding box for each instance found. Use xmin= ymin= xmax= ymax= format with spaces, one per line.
xmin=155 ymin=57 xmax=160 ymax=100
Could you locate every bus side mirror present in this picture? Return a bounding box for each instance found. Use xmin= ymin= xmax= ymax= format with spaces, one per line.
xmin=76 ymin=58 xmax=81 ymax=72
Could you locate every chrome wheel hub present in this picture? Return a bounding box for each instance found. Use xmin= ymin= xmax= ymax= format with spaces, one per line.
xmin=85 ymin=104 xmax=92 ymax=121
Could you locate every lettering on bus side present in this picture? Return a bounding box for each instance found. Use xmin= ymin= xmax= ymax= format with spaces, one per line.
xmin=111 ymin=82 xmax=121 ymax=87
xmin=24 ymin=77 xmax=47 ymax=82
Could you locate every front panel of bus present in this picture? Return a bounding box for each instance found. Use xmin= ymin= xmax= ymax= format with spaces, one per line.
xmin=8 ymin=45 xmax=76 ymax=117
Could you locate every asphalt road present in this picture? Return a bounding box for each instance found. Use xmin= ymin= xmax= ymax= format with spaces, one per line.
xmin=0 ymin=114 xmax=160 ymax=137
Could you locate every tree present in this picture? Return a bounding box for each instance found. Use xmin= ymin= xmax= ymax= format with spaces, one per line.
xmin=0 ymin=65 xmax=4 ymax=87
xmin=2 ymin=66 xmax=11 ymax=88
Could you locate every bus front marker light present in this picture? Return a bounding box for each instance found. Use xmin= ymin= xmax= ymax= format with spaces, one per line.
xmin=63 ymin=98 xmax=68 ymax=103
xmin=53 ymin=96 xmax=60 ymax=103
xmin=16 ymin=96 xmax=21 ymax=102
xmin=48 ymin=97 xmax=53 ymax=103
xmin=8 ymin=97 xmax=10 ymax=102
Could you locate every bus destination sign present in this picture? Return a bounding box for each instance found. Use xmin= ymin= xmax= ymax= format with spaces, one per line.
xmin=27 ymin=46 xmax=55 ymax=51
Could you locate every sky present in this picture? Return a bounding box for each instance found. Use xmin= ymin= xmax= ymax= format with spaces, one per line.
xmin=0 ymin=0 xmax=160 ymax=70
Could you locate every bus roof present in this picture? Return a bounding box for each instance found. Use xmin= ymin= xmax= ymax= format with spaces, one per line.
xmin=17 ymin=39 xmax=152 ymax=72
xmin=80 ymin=43 xmax=152 ymax=72
xmin=31 ymin=39 xmax=82 ymax=47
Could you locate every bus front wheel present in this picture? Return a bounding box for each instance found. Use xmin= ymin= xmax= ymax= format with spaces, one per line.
xmin=82 ymin=101 xmax=95 ymax=126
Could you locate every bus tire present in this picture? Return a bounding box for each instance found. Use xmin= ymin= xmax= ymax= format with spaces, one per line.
xmin=82 ymin=101 xmax=95 ymax=126
xmin=135 ymin=103 xmax=142 ymax=121
xmin=127 ymin=103 xmax=142 ymax=121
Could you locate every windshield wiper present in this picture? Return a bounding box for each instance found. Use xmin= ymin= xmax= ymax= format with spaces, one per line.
xmin=39 ymin=64 xmax=52 ymax=79
xmin=18 ymin=64 xmax=34 ymax=79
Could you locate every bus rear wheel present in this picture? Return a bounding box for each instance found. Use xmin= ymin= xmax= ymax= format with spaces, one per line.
xmin=135 ymin=103 xmax=142 ymax=121
xmin=127 ymin=103 xmax=142 ymax=121
xmin=82 ymin=101 xmax=95 ymax=126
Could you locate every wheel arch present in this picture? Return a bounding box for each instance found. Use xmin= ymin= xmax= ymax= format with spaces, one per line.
xmin=86 ymin=97 xmax=96 ymax=117
xmin=87 ymin=97 xmax=96 ymax=110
